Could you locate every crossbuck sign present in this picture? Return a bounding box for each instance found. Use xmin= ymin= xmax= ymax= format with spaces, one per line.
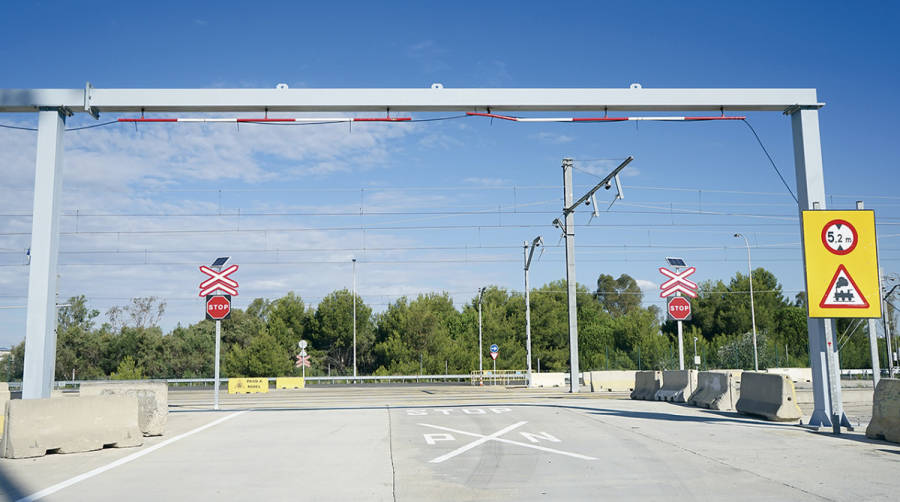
xmin=199 ymin=264 xmax=240 ymax=296
xmin=658 ymin=267 xmax=698 ymax=298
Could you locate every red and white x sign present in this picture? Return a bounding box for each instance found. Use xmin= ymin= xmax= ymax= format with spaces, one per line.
xmin=659 ymin=267 xmax=698 ymax=298
xmin=199 ymin=264 xmax=239 ymax=296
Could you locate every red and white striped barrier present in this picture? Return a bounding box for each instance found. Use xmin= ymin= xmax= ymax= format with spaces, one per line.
xmin=466 ymin=112 xmax=745 ymax=122
xmin=117 ymin=117 xmax=411 ymax=123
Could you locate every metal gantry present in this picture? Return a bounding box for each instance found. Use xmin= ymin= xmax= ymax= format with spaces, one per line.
xmin=0 ymin=85 xmax=849 ymax=430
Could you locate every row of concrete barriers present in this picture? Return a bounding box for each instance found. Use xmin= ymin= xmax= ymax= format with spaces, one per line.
xmin=629 ymin=369 xmax=803 ymax=422
xmin=1 ymin=381 xmax=168 ymax=459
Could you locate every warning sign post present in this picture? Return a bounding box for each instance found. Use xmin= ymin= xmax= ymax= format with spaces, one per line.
xmin=802 ymin=210 xmax=880 ymax=318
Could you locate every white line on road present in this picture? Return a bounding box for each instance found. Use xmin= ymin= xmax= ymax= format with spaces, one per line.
xmin=419 ymin=422 xmax=596 ymax=462
xmin=16 ymin=410 xmax=251 ymax=502
xmin=424 ymin=421 xmax=527 ymax=463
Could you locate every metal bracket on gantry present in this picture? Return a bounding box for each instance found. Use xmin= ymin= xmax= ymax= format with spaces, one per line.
xmin=83 ymin=82 xmax=100 ymax=119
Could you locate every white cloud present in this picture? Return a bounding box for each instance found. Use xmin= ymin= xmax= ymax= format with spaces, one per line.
xmin=636 ymin=279 xmax=657 ymax=291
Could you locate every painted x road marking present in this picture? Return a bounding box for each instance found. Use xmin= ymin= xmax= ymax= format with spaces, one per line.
xmin=199 ymin=265 xmax=239 ymax=296
xmin=418 ymin=421 xmax=596 ymax=464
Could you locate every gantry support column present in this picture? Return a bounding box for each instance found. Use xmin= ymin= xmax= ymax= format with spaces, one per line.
xmin=22 ymin=109 xmax=66 ymax=399
xmin=791 ymin=107 xmax=849 ymax=431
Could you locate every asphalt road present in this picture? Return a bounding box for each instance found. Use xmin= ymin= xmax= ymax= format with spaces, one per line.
xmin=1 ymin=385 xmax=898 ymax=501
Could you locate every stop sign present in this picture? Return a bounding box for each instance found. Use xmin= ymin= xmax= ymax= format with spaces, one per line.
xmin=206 ymin=295 xmax=231 ymax=320
xmin=667 ymin=296 xmax=692 ymax=321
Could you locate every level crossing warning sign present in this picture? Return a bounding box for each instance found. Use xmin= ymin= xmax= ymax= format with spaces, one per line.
xmin=802 ymin=210 xmax=881 ymax=318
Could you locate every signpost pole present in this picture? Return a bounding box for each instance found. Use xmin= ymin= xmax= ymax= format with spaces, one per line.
xmin=214 ymin=319 xmax=221 ymax=411
xmin=677 ymin=319 xmax=684 ymax=370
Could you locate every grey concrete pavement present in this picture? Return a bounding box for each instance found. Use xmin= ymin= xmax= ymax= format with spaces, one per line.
xmin=0 ymin=385 xmax=898 ymax=501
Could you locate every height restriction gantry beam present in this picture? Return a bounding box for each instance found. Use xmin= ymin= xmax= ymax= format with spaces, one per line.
xmin=0 ymin=87 xmax=823 ymax=113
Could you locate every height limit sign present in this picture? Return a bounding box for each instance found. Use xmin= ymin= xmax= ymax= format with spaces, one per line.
xmin=802 ymin=210 xmax=881 ymax=318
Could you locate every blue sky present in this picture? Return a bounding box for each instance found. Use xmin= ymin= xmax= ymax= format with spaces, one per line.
xmin=1 ymin=1 xmax=899 ymax=347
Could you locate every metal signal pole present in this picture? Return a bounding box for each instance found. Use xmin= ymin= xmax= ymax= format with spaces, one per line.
xmin=556 ymin=156 xmax=632 ymax=393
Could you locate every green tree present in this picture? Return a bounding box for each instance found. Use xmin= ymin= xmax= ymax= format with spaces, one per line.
xmin=595 ymin=273 xmax=642 ymax=317
xmin=311 ymin=289 xmax=375 ymax=374
xmin=110 ymin=355 xmax=144 ymax=380
xmin=224 ymin=331 xmax=291 ymax=377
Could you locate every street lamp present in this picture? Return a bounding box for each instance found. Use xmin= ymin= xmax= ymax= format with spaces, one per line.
xmin=523 ymin=236 xmax=543 ymax=387
xmin=352 ymin=258 xmax=357 ymax=380
xmin=478 ymin=287 xmax=486 ymax=381
xmin=734 ymin=233 xmax=759 ymax=371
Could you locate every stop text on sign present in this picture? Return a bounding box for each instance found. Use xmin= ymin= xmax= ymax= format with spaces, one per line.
xmin=667 ymin=296 xmax=692 ymax=321
xmin=206 ymin=294 xmax=232 ymax=320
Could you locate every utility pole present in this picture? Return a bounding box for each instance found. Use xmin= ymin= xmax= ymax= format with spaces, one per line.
xmin=352 ymin=258 xmax=357 ymax=381
xmin=523 ymin=236 xmax=542 ymax=387
xmin=857 ymin=201 xmax=880 ymax=386
xmin=562 ymin=158 xmax=579 ymax=392
xmin=556 ymin=156 xmax=632 ymax=393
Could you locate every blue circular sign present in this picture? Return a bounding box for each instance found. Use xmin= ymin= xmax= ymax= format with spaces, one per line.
xmin=490 ymin=344 xmax=499 ymax=353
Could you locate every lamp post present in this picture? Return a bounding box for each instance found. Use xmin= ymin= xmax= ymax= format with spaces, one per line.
xmin=478 ymin=287 xmax=485 ymax=383
xmin=523 ymin=236 xmax=542 ymax=387
xmin=734 ymin=233 xmax=759 ymax=371
xmin=352 ymin=258 xmax=357 ymax=381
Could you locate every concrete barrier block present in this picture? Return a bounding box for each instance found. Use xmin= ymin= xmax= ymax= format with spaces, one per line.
xmin=688 ymin=371 xmax=742 ymax=410
xmin=228 ymin=377 xmax=270 ymax=394
xmin=529 ymin=372 xmax=566 ymax=388
xmin=79 ymin=381 xmax=168 ymax=436
xmin=276 ymin=377 xmax=305 ymax=389
xmin=866 ymin=378 xmax=900 ymax=443
xmin=655 ymin=370 xmax=698 ymax=402
xmin=0 ymin=383 xmax=9 ymax=437
xmin=630 ymin=371 xmax=662 ymax=400
xmin=589 ymin=371 xmax=637 ymax=392
xmin=766 ymin=367 xmax=812 ymax=383
xmin=0 ymin=395 xmax=142 ymax=459
xmin=736 ymin=372 xmax=802 ymax=422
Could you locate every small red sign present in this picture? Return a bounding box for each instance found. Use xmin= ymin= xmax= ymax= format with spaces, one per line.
xmin=206 ymin=295 xmax=231 ymax=320
xmin=667 ymin=296 xmax=692 ymax=321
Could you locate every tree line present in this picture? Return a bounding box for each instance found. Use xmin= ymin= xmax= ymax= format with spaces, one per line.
xmin=1 ymin=267 xmax=892 ymax=381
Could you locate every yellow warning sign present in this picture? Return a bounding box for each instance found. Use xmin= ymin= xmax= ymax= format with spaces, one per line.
xmin=227 ymin=377 xmax=270 ymax=394
xmin=802 ymin=210 xmax=881 ymax=318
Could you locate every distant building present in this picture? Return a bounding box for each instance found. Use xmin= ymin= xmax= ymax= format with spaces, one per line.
xmin=0 ymin=347 xmax=10 ymax=359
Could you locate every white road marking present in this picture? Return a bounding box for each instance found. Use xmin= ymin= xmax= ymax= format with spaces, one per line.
xmin=424 ymin=421 xmax=527 ymax=463
xmin=419 ymin=422 xmax=596 ymax=462
xmin=16 ymin=410 xmax=250 ymax=502
xmin=405 ymin=407 xmax=512 ymax=416
xmin=423 ymin=433 xmax=455 ymax=445
xmin=520 ymin=431 xmax=560 ymax=443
